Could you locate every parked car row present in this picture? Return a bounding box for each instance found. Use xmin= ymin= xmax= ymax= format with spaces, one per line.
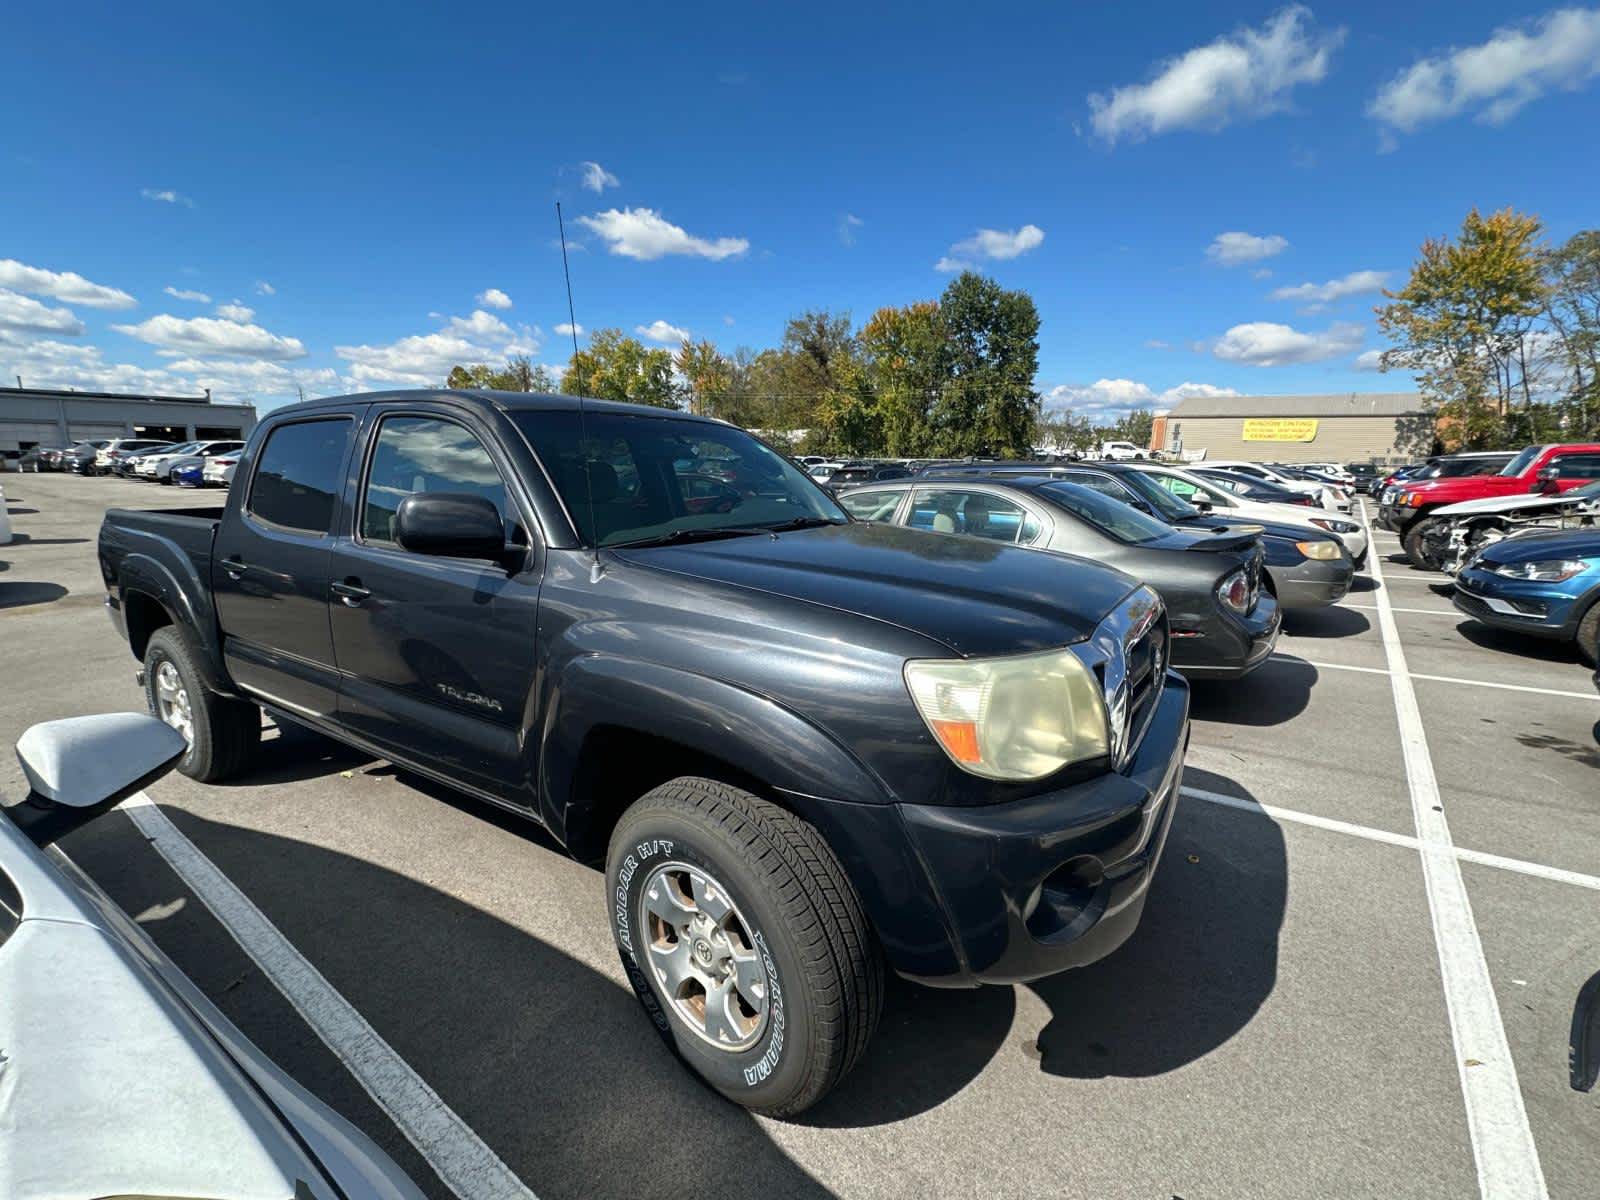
xmin=33 ymin=438 xmax=247 ymax=484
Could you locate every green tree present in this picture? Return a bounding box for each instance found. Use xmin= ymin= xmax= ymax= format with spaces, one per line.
xmin=1376 ymin=207 xmax=1546 ymax=450
xmin=675 ymin=339 xmax=732 ymax=417
xmin=1541 ymin=230 xmax=1600 ymax=440
xmin=560 ymin=328 xmax=680 ymax=409
xmin=930 ymin=272 xmax=1040 ymax=458
xmin=861 ymin=301 xmax=946 ymax=456
xmin=1116 ymin=408 xmax=1155 ymax=447
xmin=446 ymin=357 xmax=555 ymax=392
xmin=770 ymin=311 xmax=877 ymax=452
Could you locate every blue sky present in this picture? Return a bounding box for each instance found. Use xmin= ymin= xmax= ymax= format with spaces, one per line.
xmin=4 ymin=2 xmax=1599 ymax=421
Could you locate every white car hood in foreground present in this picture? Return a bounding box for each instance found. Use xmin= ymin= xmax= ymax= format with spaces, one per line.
xmin=1433 ymin=491 xmax=1597 ymax=518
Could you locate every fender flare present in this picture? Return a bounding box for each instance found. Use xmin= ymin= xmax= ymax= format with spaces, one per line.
xmin=116 ymin=552 xmax=233 ymax=694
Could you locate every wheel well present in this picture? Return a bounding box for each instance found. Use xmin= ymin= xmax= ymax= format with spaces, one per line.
xmin=564 ymin=726 xmax=769 ymax=867
xmin=123 ymin=590 xmax=174 ymax=660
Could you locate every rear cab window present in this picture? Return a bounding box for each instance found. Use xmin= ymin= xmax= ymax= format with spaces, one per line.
xmin=245 ymin=418 xmax=353 ymax=536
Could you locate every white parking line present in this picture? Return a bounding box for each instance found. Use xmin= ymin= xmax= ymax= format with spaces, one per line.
xmin=1363 ymin=512 xmax=1548 ymax=1198
xmin=1181 ymin=786 xmax=1600 ymax=893
xmin=1273 ymin=655 xmax=1600 ymax=701
xmin=122 ymin=793 xmax=539 ymax=1200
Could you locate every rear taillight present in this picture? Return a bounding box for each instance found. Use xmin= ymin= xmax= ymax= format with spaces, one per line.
xmin=1217 ymin=569 xmax=1252 ymax=613
xmin=212 ymin=457 xmax=237 ymax=466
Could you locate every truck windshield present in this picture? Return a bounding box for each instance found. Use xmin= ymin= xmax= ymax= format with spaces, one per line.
xmin=1499 ymin=446 xmax=1546 ymax=476
xmin=512 ymin=409 xmax=846 ymax=547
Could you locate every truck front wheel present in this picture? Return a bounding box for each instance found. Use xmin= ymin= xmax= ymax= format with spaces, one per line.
xmin=606 ymin=777 xmax=883 ymax=1117
xmin=1403 ymin=517 xmax=1447 ymax=571
xmin=143 ymin=627 xmax=261 ymax=782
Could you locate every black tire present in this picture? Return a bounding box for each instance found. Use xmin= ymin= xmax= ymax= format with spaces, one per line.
xmin=606 ymin=777 xmax=883 ymax=1117
xmin=1577 ymin=602 xmax=1600 ymax=667
xmin=1403 ymin=517 xmax=1445 ymax=571
xmin=143 ymin=627 xmax=261 ymax=782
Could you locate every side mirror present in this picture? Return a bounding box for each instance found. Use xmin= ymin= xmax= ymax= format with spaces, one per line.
xmin=9 ymin=713 xmax=186 ymax=847
xmin=1191 ymin=497 xmax=1213 ymax=512
xmin=395 ymin=493 xmax=507 ymax=561
xmin=1535 ymin=465 xmax=1560 ymax=493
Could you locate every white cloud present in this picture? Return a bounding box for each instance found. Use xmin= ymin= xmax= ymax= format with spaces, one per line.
xmin=334 ymin=310 xmax=541 ymax=387
xmin=214 ymin=300 xmax=256 ymax=322
xmin=0 ymin=289 xmax=85 ymax=335
xmin=1252 ymin=267 xmax=1273 ymax=280
xmin=554 ymin=322 xmax=584 ymax=337
xmin=723 ymin=315 xmax=736 ymax=326
xmin=1370 ymin=7 xmax=1600 ymax=140
xmin=839 ymin=212 xmax=864 ymax=246
xmin=1270 ymin=269 xmax=1389 ymax=304
xmin=0 ymin=259 xmax=135 ymax=309
xmin=1207 ymin=231 xmax=1289 ymax=266
xmin=1354 ymin=349 xmax=1386 ymax=371
xmin=1087 ymin=6 xmax=1344 ymax=144
xmin=936 ymin=224 xmax=1046 ymax=271
xmin=165 ymin=286 xmax=212 ymax=303
xmin=476 ymin=287 xmax=513 ymax=310
xmin=1211 ymin=320 xmax=1364 ymax=365
xmin=140 ymin=188 xmax=193 ymax=207
xmin=636 ymin=319 xmax=689 ymax=344
xmin=580 ymin=161 xmax=620 ymax=193
xmin=254 ymin=280 xmax=276 ymax=295
xmin=112 ymin=313 xmax=308 ymax=360
xmin=577 ymin=207 xmax=749 ymax=261
xmin=1043 ymin=378 xmax=1240 ymax=422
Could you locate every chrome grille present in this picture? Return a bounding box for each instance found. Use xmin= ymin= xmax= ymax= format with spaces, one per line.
xmin=1073 ymin=585 xmax=1168 ymax=769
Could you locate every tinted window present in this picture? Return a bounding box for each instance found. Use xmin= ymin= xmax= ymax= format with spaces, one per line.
xmin=1154 ymin=473 xmax=1202 ymax=499
xmin=1499 ymin=446 xmax=1546 ymax=476
xmin=906 ymin=488 xmax=1040 ymax=543
xmin=1554 ymin=453 xmax=1600 ymax=480
xmin=362 ymin=416 xmax=507 ymax=544
xmin=1039 ymin=482 xmax=1172 ymax=545
xmin=837 ymin=488 xmax=903 ymax=522
xmin=512 ymin=410 xmax=842 ymax=546
xmin=247 ymin=419 xmax=351 ymax=535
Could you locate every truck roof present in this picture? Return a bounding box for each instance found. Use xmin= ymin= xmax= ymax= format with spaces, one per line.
xmin=260 ymin=388 xmax=725 ymax=426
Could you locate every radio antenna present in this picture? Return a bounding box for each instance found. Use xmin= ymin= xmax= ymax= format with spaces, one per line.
xmin=556 ymin=201 xmax=600 ymax=573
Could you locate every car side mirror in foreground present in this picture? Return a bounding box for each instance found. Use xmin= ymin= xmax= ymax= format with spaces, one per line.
xmin=395 ymin=492 xmax=508 ymax=562
xmin=8 ymin=713 xmax=186 ymax=847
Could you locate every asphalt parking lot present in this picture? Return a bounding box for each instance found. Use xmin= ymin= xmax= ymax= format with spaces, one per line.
xmin=3 ymin=470 xmax=1598 ymax=1199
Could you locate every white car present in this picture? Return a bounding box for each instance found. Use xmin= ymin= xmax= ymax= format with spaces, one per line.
xmin=135 ymin=440 xmax=200 ymax=478
xmin=1132 ymin=463 xmax=1369 ymax=566
xmin=140 ymin=440 xmax=244 ymax=483
xmin=1199 ymin=460 xmax=1351 ymax=512
xmin=1097 ymin=440 xmax=1146 ymax=461
xmin=0 ymin=713 xmax=425 ymax=1199
xmin=202 ymin=452 xmax=241 ymax=486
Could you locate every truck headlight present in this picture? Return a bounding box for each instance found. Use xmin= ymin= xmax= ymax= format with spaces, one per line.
xmin=903 ymin=647 xmax=1108 ymax=780
xmin=1308 ymin=517 xmax=1359 ymax=534
xmin=1296 ymin=539 xmax=1343 ymax=561
xmin=1490 ymin=558 xmax=1589 ymax=582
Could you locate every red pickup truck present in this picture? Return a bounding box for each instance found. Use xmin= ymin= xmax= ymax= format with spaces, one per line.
xmin=1383 ymin=442 xmax=1600 ymax=568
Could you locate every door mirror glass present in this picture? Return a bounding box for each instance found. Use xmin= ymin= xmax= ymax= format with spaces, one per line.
xmin=1535 ymin=465 xmax=1559 ymax=492
xmin=394 ymin=493 xmax=506 ymax=560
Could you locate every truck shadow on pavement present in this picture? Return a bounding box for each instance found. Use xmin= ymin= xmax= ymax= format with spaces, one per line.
xmin=1185 ymin=657 xmax=1317 ymax=726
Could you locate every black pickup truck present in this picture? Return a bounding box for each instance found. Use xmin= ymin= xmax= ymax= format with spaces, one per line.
xmin=99 ymin=390 xmax=1191 ymax=1115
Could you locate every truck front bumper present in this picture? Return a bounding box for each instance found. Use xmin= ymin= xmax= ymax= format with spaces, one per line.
xmin=895 ymin=673 xmax=1191 ymax=986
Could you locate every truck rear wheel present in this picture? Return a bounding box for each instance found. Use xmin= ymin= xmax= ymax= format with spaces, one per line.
xmin=1577 ymin=603 xmax=1600 ymax=666
xmin=606 ymin=777 xmax=883 ymax=1117
xmin=143 ymin=627 xmax=261 ymax=782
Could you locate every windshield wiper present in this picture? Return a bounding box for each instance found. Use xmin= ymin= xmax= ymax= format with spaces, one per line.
xmin=759 ymin=516 xmax=848 ymax=532
xmin=609 ymin=527 xmax=769 ymax=549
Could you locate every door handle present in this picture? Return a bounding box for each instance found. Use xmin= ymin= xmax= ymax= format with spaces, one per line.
xmin=222 ymin=556 xmax=248 ymax=580
xmin=332 ymin=579 xmax=372 ymax=606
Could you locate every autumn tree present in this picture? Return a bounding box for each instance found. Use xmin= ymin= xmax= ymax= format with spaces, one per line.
xmin=560 ymin=328 xmax=680 ymax=409
xmin=1376 ymin=208 xmax=1546 ymax=449
xmin=446 ymin=356 xmax=556 ymax=392
xmin=861 ymin=301 xmax=946 ymax=456
xmin=1541 ymin=230 xmax=1600 ymax=440
xmin=675 ymin=339 xmax=732 ymax=418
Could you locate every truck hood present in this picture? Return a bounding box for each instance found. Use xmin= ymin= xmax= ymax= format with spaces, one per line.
xmin=614 ymin=521 xmax=1139 ymax=657
xmin=1478 ymin=526 xmax=1600 ymax=565
xmin=1402 ymin=476 xmax=1526 ymax=504
xmin=1434 ymin=490 xmax=1597 ymax=517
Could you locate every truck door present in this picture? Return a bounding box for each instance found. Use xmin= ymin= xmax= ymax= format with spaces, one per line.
xmin=213 ymin=416 xmax=354 ymax=719
xmin=329 ymin=406 xmax=541 ymax=801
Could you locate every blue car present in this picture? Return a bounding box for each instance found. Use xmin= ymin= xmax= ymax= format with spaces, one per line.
xmin=1453 ymin=528 xmax=1600 ymax=664
xmin=171 ymin=459 xmax=205 ymax=488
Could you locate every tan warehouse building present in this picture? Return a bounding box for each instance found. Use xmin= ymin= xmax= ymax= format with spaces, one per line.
xmin=1158 ymin=392 xmax=1428 ymax=465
